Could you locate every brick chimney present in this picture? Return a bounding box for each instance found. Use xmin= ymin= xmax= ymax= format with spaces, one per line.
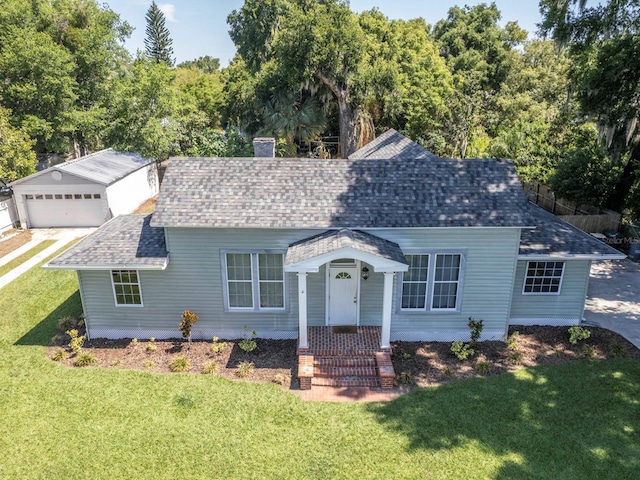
xmin=253 ymin=137 xmax=276 ymax=158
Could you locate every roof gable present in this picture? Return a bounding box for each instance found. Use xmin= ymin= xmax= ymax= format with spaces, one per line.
xmin=348 ymin=129 xmax=437 ymax=160
xmin=10 ymin=149 xmax=153 ymax=187
xmin=151 ymin=155 xmax=535 ymax=229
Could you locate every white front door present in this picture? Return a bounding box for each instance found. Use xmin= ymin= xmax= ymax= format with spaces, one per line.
xmin=328 ymin=265 xmax=358 ymax=325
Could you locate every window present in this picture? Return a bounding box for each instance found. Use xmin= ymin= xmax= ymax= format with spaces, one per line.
xmin=84 ymin=194 xmax=93 ymax=199
xmin=111 ymin=270 xmax=143 ymax=306
xmin=401 ymin=255 xmax=429 ymax=309
xmin=93 ymin=194 xmax=101 ymax=199
xmin=45 ymin=194 xmax=53 ymax=199
xmin=432 ymin=254 xmax=461 ymax=310
xmin=224 ymin=252 xmax=285 ymax=311
xmin=523 ymin=261 xmax=564 ymax=294
xmin=54 ymin=194 xmax=63 ymax=199
xmin=65 ymin=194 xmax=73 ymax=199
xmin=400 ymin=253 xmax=463 ymax=312
xmin=74 ymin=194 xmax=82 ymax=199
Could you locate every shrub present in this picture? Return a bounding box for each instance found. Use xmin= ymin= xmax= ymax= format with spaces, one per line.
xmin=130 ymin=338 xmax=138 ymax=347
xmin=52 ymin=349 xmax=66 ymax=362
xmin=202 ymin=362 xmax=218 ymax=374
xmin=508 ymin=352 xmax=523 ymax=365
xmin=397 ymin=371 xmax=413 ymax=385
xmin=272 ymin=373 xmax=287 ymax=385
xmin=179 ymin=310 xmax=199 ymax=347
xmin=74 ymin=353 xmax=96 ymax=367
xmin=170 ymin=356 xmax=190 ymax=372
xmin=238 ymin=327 xmax=257 ymax=353
xmin=468 ymin=317 xmax=484 ymax=346
xmin=507 ymin=331 xmax=520 ymax=351
xmin=66 ymin=329 xmax=85 ymax=354
xmin=568 ymin=326 xmax=591 ymax=345
xmin=451 ymin=340 xmax=475 ymax=361
xmin=401 ymin=352 xmax=411 ymax=360
xmin=111 ymin=359 xmax=121 ymax=367
xmin=581 ymin=344 xmax=596 ymax=358
xmin=146 ymin=338 xmax=157 ymax=352
xmin=610 ymin=343 xmax=627 ymax=358
xmin=58 ymin=316 xmax=76 ymax=332
xmin=236 ymin=361 xmax=254 ymax=377
xmin=442 ymin=367 xmax=453 ymax=377
xmin=211 ymin=336 xmax=226 ymax=354
xmin=475 ymin=361 xmax=491 ymax=374
xmin=144 ymin=360 xmax=155 ymax=369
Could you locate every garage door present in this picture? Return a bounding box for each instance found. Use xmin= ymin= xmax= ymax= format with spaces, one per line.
xmin=25 ymin=193 xmax=106 ymax=227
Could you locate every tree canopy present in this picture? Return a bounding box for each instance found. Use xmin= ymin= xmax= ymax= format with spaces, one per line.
xmin=144 ymin=1 xmax=175 ymax=65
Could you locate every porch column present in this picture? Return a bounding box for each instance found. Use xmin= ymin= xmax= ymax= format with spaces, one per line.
xmin=297 ymin=272 xmax=308 ymax=349
xmin=381 ymin=272 xmax=395 ymax=350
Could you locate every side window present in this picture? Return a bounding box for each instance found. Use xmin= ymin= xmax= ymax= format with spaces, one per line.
xmin=523 ymin=261 xmax=564 ymax=294
xmin=111 ymin=270 xmax=143 ymax=306
xmin=224 ymin=252 xmax=286 ymax=311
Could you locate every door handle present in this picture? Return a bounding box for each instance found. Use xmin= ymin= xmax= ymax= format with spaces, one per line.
xmin=354 ymin=297 xmax=357 ymax=303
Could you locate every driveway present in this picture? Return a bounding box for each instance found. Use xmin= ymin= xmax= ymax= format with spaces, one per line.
xmin=583 ymin=258 xmax=640 ymax=348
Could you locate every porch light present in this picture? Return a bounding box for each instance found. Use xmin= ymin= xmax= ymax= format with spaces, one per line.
xmin=361 ymin=266 xmax=369 ymax=280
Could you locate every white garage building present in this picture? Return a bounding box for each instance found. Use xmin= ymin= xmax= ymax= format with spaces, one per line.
xmin=10 ymin=149 xmax=158 ymax=228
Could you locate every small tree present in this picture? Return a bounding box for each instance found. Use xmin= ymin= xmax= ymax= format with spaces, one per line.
xmin=179 ymin=310 xmax=198 ymax=348
xmin=144 ymin=1 xmax=175 ymax=65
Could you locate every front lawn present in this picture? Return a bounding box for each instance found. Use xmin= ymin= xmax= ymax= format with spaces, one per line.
xmin=1 ymin=249 xmax=639 ymax=479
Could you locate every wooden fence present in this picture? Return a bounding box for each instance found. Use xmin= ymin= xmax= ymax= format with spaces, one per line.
xmin=525 ymin=182 xmax=621 ymax=233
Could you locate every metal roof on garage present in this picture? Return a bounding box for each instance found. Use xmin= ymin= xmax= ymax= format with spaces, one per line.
xmin=9 ymin=149 xmax=154 ymax=187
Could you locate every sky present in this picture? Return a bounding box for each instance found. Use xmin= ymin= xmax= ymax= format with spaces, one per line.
xmin=104 ymin=0 xmax=544 ymax=66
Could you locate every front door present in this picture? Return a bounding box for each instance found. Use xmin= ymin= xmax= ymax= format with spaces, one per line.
xmin=328 ymin=265 xmax=358 ymax=325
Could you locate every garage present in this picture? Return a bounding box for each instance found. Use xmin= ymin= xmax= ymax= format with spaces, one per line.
xmin=10 ymin=149 xmax=159 ymax=229
xmin=24 ymin=192 xmax=105 ymax=228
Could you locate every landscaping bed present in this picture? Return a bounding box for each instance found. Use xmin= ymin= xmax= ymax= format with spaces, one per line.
xmin=48 ymin=321 xmax=640 ymax=391
xmin=0 ymin=229 xmax=31 ymax=258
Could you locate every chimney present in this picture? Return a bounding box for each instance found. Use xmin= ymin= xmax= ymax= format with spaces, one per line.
xmin=253 ymin=137 xmax=276 ymax=158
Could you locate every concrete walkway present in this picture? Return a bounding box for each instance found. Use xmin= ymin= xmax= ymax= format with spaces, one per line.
xmin=583 ymin=258 xmax=640 ymax=349
xmin=0 ymin=228 xmax=94 ymax=289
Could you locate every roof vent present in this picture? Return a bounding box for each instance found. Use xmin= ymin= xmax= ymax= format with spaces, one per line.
xmin=253 ymin=137 xmax=276 ymax=158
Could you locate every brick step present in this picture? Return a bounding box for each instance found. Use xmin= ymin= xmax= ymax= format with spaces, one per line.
xmin=310 ymin=349 xmax=379 ymax=357
xmin=311 ymin=376 xmax=380 ymax=388
xmin=314 ymin=365 xmax=379 ymax=378
xmin=314 ymin=356 xmax=377 ymax=367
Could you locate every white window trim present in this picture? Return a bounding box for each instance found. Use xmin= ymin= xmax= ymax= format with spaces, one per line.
xmin=522 ymin=261 xmax=565 ymax=296
xmin=399 ymin=252 xmax=465 ymax=313
xmin=221 ymin=250 xmax=288 ymax=312
xmin=111 ymin=270 xmax=144 ymax=307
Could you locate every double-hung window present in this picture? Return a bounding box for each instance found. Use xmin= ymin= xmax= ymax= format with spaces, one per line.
xmin=523 ymin=261 xmax=564 ymax=294
xmin=400 ymin=253 xmax=463 ymax=311
xmin=224 ymin=252 xmax=286 ymax=311
xmin=111 ymin=270 xmax=143 ymax=306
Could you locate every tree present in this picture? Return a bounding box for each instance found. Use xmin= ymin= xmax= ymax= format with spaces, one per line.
xmin=144 ymin=1 xmax=174 ymax=65
xmin=0 ymin=107 xmax=37 ymax=181
xmin=549 ymin=124 xmax=623 ymax=207
xmin=177 ymin=56 xmax=221 ymax=73
xmin=540 ymin=0 xmax=640 ymax=217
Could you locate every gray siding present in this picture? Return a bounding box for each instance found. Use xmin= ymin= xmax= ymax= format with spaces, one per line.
xmin=509 ymin=260 xmax=591 ymax=325
xmin=82 ymin=228 xmax=324 ymax=339
xmin=363 ymin=228 xmax=521 ymax=341
xmin=80 ymin=226 xmax=521 ymax=341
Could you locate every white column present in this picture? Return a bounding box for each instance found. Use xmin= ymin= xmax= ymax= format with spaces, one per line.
xmin=297 ymin=272 xmax=308 ymax=349
xmin=381 ymin=272 xmax=395 ymax=349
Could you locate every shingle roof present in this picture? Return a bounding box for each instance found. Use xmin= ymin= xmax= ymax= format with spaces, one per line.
xmin=348 ymin=129 xmax=437 ymax=160
xmin=151 ymin=156 xmax=535 ymax=229
xmin=285 ymin=229 xmax=408 ymax=266
xmin=46 ymin=214 xmax=168 ymax=270
xmin=519 ymin=204 xmax=625 ymax=258
xmin=10 ymin=149 xmax=154 ymax=187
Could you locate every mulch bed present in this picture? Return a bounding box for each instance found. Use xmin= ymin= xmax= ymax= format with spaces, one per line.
xmin=0 ymin=229 xmax=32 ymax=258
xmin=47 ymin=321 xmax=640 ymax=392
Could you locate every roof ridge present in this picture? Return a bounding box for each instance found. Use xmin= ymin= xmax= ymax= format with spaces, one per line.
xmin=57 ymin=148 xmax=115 ymax=169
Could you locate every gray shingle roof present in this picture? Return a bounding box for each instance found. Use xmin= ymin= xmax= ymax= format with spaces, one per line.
xmin=285 ymin=229 xmax=408 ymax=266
xmin=10 ymin=149 xmax=154 ymax=187
xmin=46 ymin=214 xmax=168 ymax=270
xmin=151 ymin=156 xmax=535 ymax=229
xmin=348 ymin=129 xmax=437 ymax=160
xmin=519 ymin=204 xmax=624 ymax=258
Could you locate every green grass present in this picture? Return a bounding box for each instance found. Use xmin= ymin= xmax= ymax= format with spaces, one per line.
xmin=1 ymin=247 xmax=639 ymax=479
xmin=0 ymin=239 xmax=56 ymax=278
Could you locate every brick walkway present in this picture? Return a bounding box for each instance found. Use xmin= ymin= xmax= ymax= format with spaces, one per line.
xmin=291 ymin=385 xmax=403 ymax=402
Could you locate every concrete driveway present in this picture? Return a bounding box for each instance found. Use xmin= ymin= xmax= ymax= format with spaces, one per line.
xmin=583 ymin=258 xmax=640 ymax=348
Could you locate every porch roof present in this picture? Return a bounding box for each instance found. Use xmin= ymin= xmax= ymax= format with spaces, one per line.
xmin=285 ymin=228 xmax=408 ymax=273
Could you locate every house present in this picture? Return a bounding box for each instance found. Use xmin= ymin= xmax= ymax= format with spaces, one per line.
xmin=45 ymin=130 xmax=624 ymax=388
xmin=10 ymin=149 xmax=158 ymax=228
